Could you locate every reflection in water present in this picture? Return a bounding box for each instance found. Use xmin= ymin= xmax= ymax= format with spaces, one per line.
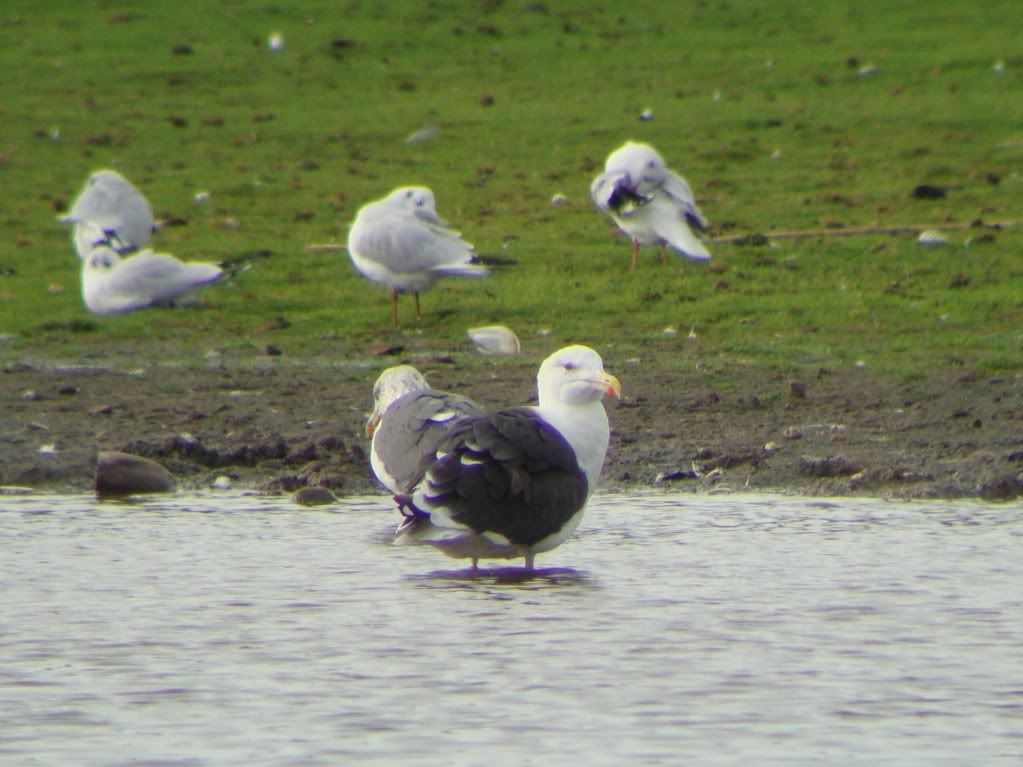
xmin=1 ymin=492 xmax=1021 ymax=765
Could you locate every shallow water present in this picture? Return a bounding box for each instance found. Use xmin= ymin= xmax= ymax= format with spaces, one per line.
xmin=1 ymin=492 xmax=1021 ymax=766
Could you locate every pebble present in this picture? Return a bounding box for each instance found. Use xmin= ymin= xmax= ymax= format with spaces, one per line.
xmin=550 ymin=193 xmax=569 ymax=206
xmin=268 ymin=32 xmax=284 ymax=52
xmin=917 ymin=229 xmax=949 ymax=247
xmin=467 ymin=325 xmax=520 ymax=355
xmin=213 ymin=476 xmax=233 ymax=490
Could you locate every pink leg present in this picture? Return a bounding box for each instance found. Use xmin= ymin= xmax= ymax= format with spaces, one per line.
xmin=630 ymin=241 xmax=640 ymax=272
xmin=414 ymin=292 xmax=422 ymax=321
xmin=391 ymin=290 xmax=400 ymax=327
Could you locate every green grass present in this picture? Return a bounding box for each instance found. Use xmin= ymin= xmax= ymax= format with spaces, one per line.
xmin=1 ymin=0 xmax=1021 ymax=377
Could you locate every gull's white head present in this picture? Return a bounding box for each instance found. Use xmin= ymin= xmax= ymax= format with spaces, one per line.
xmin=608 ymin=141 xmax=667 ymax=176
xmin=86 ymin=169 xmax=131 ymax=189
xmin=367 ymin=365 xmax=431 ymax=435
xmin=384 ymin=186 xmax=437 ymax=214
xmin=537 ymin=345 xmax=622 ymax=408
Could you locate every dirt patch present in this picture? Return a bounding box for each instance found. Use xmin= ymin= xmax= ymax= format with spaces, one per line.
xmin=2 ymin=358 xmax=1021 ymax=501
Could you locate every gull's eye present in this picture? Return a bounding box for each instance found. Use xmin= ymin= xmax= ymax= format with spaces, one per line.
xmin=647 ymin=160 xmax=656 ymax=168
xmin=405 ymin=190 xmax=414 ymax=199
xmin=563 ymin=361 xmax=577 ymax=371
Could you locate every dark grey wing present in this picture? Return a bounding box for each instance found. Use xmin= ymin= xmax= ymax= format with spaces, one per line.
xmin=375 ymin=390 xmax=483 ymax=492
xmin=417 ymin=408 xmax=588 ymax=546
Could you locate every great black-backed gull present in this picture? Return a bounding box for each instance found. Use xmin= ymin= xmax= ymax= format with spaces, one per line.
xmin=60 ymin=169 xmax=155 ymax=260
xmin=347 ymin=186 xmax=488 ymax=326
xmin=590 ymin=140 xmax=711 ymax=270
xmin=81 ymin=246 xmax=226 ymax=315
xmin=366 ymin=365 xmax=483 ymax=494
xmin=393 ymin=345 xmax=621 ymax=570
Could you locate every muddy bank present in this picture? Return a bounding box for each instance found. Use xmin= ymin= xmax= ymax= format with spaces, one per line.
xmin=2 ymin=357 xmax=1022 ymax=501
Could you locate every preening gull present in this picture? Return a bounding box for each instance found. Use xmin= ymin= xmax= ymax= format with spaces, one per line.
xmin=347 ymin=186 xmax=488 ymax=326
xmin=367 ymin=365 xmax=483 ymax=494
xmin=81 ymin=246 xmax=226 ymax=315
xmin=61 ymin=169 xmax=155 ymax=260
xmin=393 ymin=345 xmax=621 ymax=570
xmin=591 ymin=140 xmax=710 ymax=270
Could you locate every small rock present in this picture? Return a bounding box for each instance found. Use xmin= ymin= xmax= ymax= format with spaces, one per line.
xmin=763 ymin=441 xmax=781 ymax=454
xmin=783 ymin=427 xmax=803 ymax=440
xmin=662 ymin=326 xmax=678 ymax=338
xmin=918 ymin=229 xmax=949 ymax=247
xmin=993 ymin=59 xmax=1005 ymax=75
xmin=467 ymin=325 xmax=520 ymax=355
xmin=194 ymin=191 xmax=210 ymax=203
xmin=21 ymin=389 xmax=40 ymax=401
xmin=654 ymin=469 xmax=700 ymax=483
xmin=550 ymin=193 xmax=569 ymax=206
xmin=38 ymin=444 xmax=58 ymax=456
xmin=789 ymin=381 xmax=807 ymax=399
xmin=57 ymin=385 xmax=79 ymax=395
xmin=404 ymin=123 xmax=438 ymax=145
xmin=912 ymin=185 xmax=947 ymax=199
xmin=293 ymin=486 xmax=338 ymax=506
xmin=96 ymin=451 xmax=175 ymax=497
xmin=977 ymin=474 xmax=1022 ymax=502
xmin=369 ymin=344 xmax=404 ymax=357
xmin=90 ymin=404 xmax=114 ymax=416
xmin=948 ymin=273 xmax=970 ymax=288
xmin=268 ymin=32 xmax=284 ymax=52
xmin=856 ymin=64 xmax=878 ymax=78
xmin=798 ymin=455 xmax=861 ymax=478
xmin=639 ymin=108 xmax=654 ymax=121
xmin=264 ymin=344 xmax=283 ymax=356
xmin=213 ymin=476 xmax=233 ymax=490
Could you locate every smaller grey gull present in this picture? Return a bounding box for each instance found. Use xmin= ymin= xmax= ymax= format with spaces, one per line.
xmin=366 ymin=365 xmax=483 ymax=494
xmin=60 ymin=169 xmax=155 ymax=260
xmin=590 ymin=140 xmax=710 ymax=271
xmin=347 ymin=186 xmax=488 ymax=326
xmin=393 ymin=345 xmax=621 ymax=571
xmin=81 ymin=245 xmax=227 ymax=315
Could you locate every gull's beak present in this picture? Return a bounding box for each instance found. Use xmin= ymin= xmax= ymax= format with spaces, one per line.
xmin=366 ymin=410 xmax=381 ymax=437
xmin=602 ymin=372 xmax=622 ymax=399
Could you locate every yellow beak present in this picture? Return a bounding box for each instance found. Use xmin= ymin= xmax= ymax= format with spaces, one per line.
xmin=365 ymin=411 xmax=381 ymax=437
xmin=603 ymin=372 xmax=622 ymax=399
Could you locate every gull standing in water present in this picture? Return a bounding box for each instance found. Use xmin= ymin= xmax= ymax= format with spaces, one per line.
xmin=393 ymin=345 xmax=621 ymax=571
xmin=366 ymin=365 xmax=483 ymax=494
